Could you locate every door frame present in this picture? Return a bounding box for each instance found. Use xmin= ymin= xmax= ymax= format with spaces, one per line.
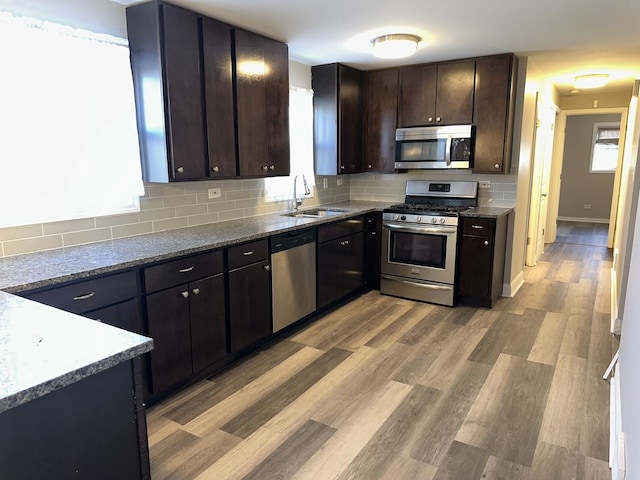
xmin=546 ymin=107 xmax=628 ymax=249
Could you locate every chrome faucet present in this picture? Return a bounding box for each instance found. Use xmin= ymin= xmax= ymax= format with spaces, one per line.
xmin=292 ymin=174 xmax=311 ymax=211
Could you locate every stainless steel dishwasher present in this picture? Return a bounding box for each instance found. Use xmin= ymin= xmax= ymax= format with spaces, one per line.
xmin=270 ymin=228 xmax=316 ymax=333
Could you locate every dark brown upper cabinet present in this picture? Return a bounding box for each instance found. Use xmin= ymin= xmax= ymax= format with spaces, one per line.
xmin=312 ymin=63 xmax=363 ymax=175
xmin=234 ymin=29 xmax=290 ymax=177
xmin=473 ymin=54 xmax=518 ymax=174
xmin=397 ymin=60 xmax=476 ymax=127
xmin=362 ymin=68 xmax=399 ymax=173
xmin=126 ymin=1 xmax=236 ymax=182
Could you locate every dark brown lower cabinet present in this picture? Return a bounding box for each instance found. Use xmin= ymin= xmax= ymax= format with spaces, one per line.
xmin=318 ymin=230 xmax=365 ymax=308
xmin=364 ymin=212 xmax=382 ymax=289
xmin=457 ymin=215 xmax=509 ymax=308
xmin=145 ymin=273 xmax=227 ymax=395
xmin=228 ymin=259 xmax=272 ymax=352
xmin=86 ymin=298 xmax=144 ymax=334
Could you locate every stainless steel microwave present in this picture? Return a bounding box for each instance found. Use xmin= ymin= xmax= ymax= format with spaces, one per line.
xmin=395 ymin=125 xmax=474 ymax=170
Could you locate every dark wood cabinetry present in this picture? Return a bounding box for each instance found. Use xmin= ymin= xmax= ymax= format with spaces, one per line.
xmin=227 ymin=239 xmax=271 ymax=352
xmin=235 ymin=29 xmax=290 ymax=177
xmin=317 ymin=217 xmax=366 ymax=308
xmin=143 ymin=250 xmax=226 ymax=395
xmin=312 ymin=63 xmax=363 ymax=175
xmin=364 ymin=212 xmax=382 ymax=289
xmin=473 ymin=54 xmax=518 ymax=174
xmin=398 ymin=60 xmax=475 ymax=127
xmin=457 ymin=215 xmax=509 ymax=308
xmin=127 ymin=2 xmax=235 ymax=182
xmin=363 ymin=69 xmax=399 ymax=173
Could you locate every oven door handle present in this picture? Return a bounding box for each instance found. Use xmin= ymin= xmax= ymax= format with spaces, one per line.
xmin=381 ymin=275 xmax=453 ymax=291
xmin=383 ymin=223 xmax=457 ymax=235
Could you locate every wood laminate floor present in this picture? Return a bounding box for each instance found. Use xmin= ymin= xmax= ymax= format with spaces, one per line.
xmin=147 ymin=239 xmax=615 ymax=480
xmin=556 ymin=221 xmax=608 ymax=247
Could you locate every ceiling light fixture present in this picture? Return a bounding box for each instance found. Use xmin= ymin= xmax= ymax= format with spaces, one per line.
xmin=574 ymin=73 xmax=609 ymax=89
xmin=372 ymin=34 xmax=421 ymax=59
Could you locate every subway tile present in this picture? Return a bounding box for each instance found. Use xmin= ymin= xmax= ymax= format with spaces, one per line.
xmin=43 ymin=217 xmax=96 ymax=235
xmin=3 ymin=235 xmax=63 ymax=257
xmin=139 ymin=207 xmax=177 ymax=222
xmin=176 ymin=204 xmax=208 ymax=217
xmin=226 ymin=190 xmax=252 ymax=201
xmin=140 ymin=197 xmax=164 ymax=210
xmin=163 ymin=194 xmax=198 ymax=207
xmin=208 ymin=200 xmax=237 ymax=213
xmin=188 ymin=212 xmax=220 ymax=226
xmin=236 ymin=198 xmax=262 ymax=209
xmin=63 ymin=228 xmax=112 ymax=247
xmin=112 ymin=222 xmax=153 ymax=239
xmin=0 ymin=223 xmax=43 ymax=242
xmin=95 ymin=212 xmax=141 ymax=228
xmin=218 ymin=209 xmax=246 ymax=222
xmin=146 ymin=183 xmax=186 ymax=198
xmin=243 ymin=206 xmax=268 ymax=217
xmin=153 ymin=217 xmax=189 ymax=232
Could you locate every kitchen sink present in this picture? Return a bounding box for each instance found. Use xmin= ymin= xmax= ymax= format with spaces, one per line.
xmin=282 ymin=208 xmax=348 ymax=218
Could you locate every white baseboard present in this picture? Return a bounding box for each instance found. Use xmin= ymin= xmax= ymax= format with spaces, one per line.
xmin=557 ymin=216 xmax=610 ymax=224
xmin=503 ymin=270 xmax=525 ymax=297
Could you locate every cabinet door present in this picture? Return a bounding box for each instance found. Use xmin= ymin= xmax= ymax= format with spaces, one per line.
xmin=473 ymin=54 xmax=517 ymax=174
xmin=86 ymin=298 xmax=143 ymax=335
xmin=338 ymin=65 xmax=363 ymax=174
xmin=202 ymin=17 xmax=236 ymax=178
xmin=318 ymin=231 xmax=365 ymax=308
xmin=363 ymin=69 xmax=398 ymax=173
xmin=398 ymin=63 xmax=437 ymax=127
xmin=235 ymin=29 xmax=290 ymax=177
xmin=434 ymin=61 xmax=475 ymax=125
xmin=146 ymin=285 xmax=193 ymax=394
xmin=364 ymin=213 xmax=382 ymax=289
xmin=162 ymin=3 xmax=207 ymax=180
xmin=458 ymin=235 xmax=493 ymax=297
xmin=228 ymin=260 xmax=271 ymax=352
xmin=190 ymin=274 xmax=227 ymax=372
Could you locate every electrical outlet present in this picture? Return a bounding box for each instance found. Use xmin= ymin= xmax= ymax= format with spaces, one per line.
xmin=584 ymin=204 xmax=592 ymax=209
xmin=208 ymin=187 xmax=221 ymax=199
xmin=323 ymin=178 xmax=328 ymax=189
xmin=337 ymin=178 xmax=343 ymax=186
xmin=479 ymin=180 xmax=491 ymax=189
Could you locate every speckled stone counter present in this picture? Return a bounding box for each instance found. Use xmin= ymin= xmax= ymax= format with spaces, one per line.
xmin=460 ymin=206 xmax=514 ymax=218
xmin=0 ymin=290 xmax=152 ymax=413
xmin=0 ymin=201 xmax=389 ymax=293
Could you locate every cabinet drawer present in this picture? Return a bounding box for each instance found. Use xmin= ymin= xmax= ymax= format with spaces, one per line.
xmin=318 ymin=216 xmax=365 ymax=243
xmin=227 ymin=239 xmax=268 ymax=270
xmin=144 ymin=250 xmax=223 ymax=293
xmin=27 ymin=271 xmax=138 ymax=315
xmin=462 ymin=218 xmax=495 ymax=236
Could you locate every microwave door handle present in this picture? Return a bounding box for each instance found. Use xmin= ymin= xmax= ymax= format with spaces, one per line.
xmin=445 ymin=135 xmax=453 ymax=166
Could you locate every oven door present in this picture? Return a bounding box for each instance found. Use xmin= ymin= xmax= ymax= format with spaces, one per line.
xmin=381 ymin=222 xmax=458 ymax=285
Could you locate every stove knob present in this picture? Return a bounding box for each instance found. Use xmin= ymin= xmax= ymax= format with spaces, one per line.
xmin=440 ymin=217 xmax=446 ymax=224
xmin=401 ymin=215 xmax=407 ymax=221
xmin=415 ymin=216 xmax=422 ymax=223
xmin=393 ymin=214 xmax=400 ymax=221
xmin=431 ymin=217 xmax=437 ymax=224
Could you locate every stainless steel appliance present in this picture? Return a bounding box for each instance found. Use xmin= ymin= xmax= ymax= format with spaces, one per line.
xmin=395 ymin=125 xmax=474 ymax=170
xmin=270 ymin=229 xmax=316 ymax=332
xmin=380 ymin=180 xmax=478 ymax=306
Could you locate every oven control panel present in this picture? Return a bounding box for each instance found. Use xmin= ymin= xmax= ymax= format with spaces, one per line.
xmin=382 ymin=212 xmax=458 ymax=227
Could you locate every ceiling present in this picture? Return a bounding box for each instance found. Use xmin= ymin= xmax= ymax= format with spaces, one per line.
xmin=117 ymin=0 xmax=640 ymax=95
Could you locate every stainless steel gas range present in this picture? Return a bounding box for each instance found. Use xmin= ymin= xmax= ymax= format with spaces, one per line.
xmin=380 ymin=180 xmax=478 ymax=306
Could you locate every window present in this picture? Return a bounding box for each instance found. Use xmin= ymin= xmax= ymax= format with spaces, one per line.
xmin=590 ymin=122 xmax=620 ymax=173
xmin=0 ymin=12 xmax=144 ymax=228
xmin=264 ymin=86 xmax=315 ymax=203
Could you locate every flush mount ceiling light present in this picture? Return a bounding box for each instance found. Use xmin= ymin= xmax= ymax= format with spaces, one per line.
xmin=372 ymin=34 xmax=421 ymax=59
xmin=574 ymin=73 xmax=609 ymax=89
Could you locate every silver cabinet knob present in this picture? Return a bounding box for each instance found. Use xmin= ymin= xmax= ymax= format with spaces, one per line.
xmin=262 ymin=165 xmax=268 ymax=171
xmin=212 ymin=166 xmax=219 ymax=173
xmin=340 ymin=165 xmax=345 ymax=170
xmin=428 ymin=117 xmax=433 ymax=122
xmin=368 ymin=164 xmax=372 ymax=169
xmin=484 ymin=240 xmax=490 ymax=246
xmin=177 ymin=166 xmax=184 ymax=174
xmin=436 ymin=116 xmax=441 ymax=122
xmin=494 ymin=163 xmax=501 ymax=169
xmin=264 ymin=265 xmax=270 ymax=271
xmin=192 ymin=288 xmax=200 ymax=295
xmin=181 ymin=291 xmax=189 ymax=298
xmin=269 ymin=165 xmax=275 ymax=170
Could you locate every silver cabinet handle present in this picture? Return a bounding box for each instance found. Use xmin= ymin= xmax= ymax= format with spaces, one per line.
xmin=371 ymin=232 xmax=376 ymax=236
xmin=243 ymin=250 xmax=255 ymax=256
xmin=262 ymin=165 xmax=268 ymax=171
xmin=269 ymin=165 xmax=275 ymax=170
xmin=340 ymin=165 xmax=345 ymax=170
xmin=471 ymin=225 xmax=484 ymax=229
xmin=341 ymin=240 xmax=350 ymax=246
xmin=381 ymin=275 xmax=452 ymax=291
xmin=484 ymin=240 xmax=490 ymax=246
xmin=181 ymin=291 xmax=189 ymax=298
xmin=177 ymin=166 xmax=184 ymax=174
xmin=264 ymin=265 xmax=270 ymax=271
xmin=73 ymin=292 xmax=95 ymax=301
xmin=211 ymin=165 xmax=219 ymax=172
xmin=192 ymin=288 xmax=200 ymax=295
xmin=179 ymin=266 xmax=195 ymax=273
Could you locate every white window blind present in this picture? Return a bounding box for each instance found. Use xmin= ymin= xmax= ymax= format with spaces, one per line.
xmin=265 ymin=86 xmax=315 ymax=202
xmin=0 ymin=12 xmax=144 ymax=228
xmin=590 ymin=121 xmax=621 ymax=173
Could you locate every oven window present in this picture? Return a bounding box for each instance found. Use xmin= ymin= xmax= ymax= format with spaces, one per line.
xmin=390 ymin=231 xmax=447 ymax=268
xmin=399 ymin=139 xmax=446 ymax=162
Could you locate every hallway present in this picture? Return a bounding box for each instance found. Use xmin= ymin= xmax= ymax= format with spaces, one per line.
xmin=146 ymin=239 xmax=615 ymax=479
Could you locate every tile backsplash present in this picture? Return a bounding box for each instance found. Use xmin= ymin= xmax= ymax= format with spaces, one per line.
xmin=0 ymin=171 xmax=515 ymax=258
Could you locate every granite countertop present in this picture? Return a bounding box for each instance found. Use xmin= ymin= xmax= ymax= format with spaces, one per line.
xmin=460 ymin=206 xmax=514 ymax=218
xmin=0 ymin=291 xmax=153 ymax=413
